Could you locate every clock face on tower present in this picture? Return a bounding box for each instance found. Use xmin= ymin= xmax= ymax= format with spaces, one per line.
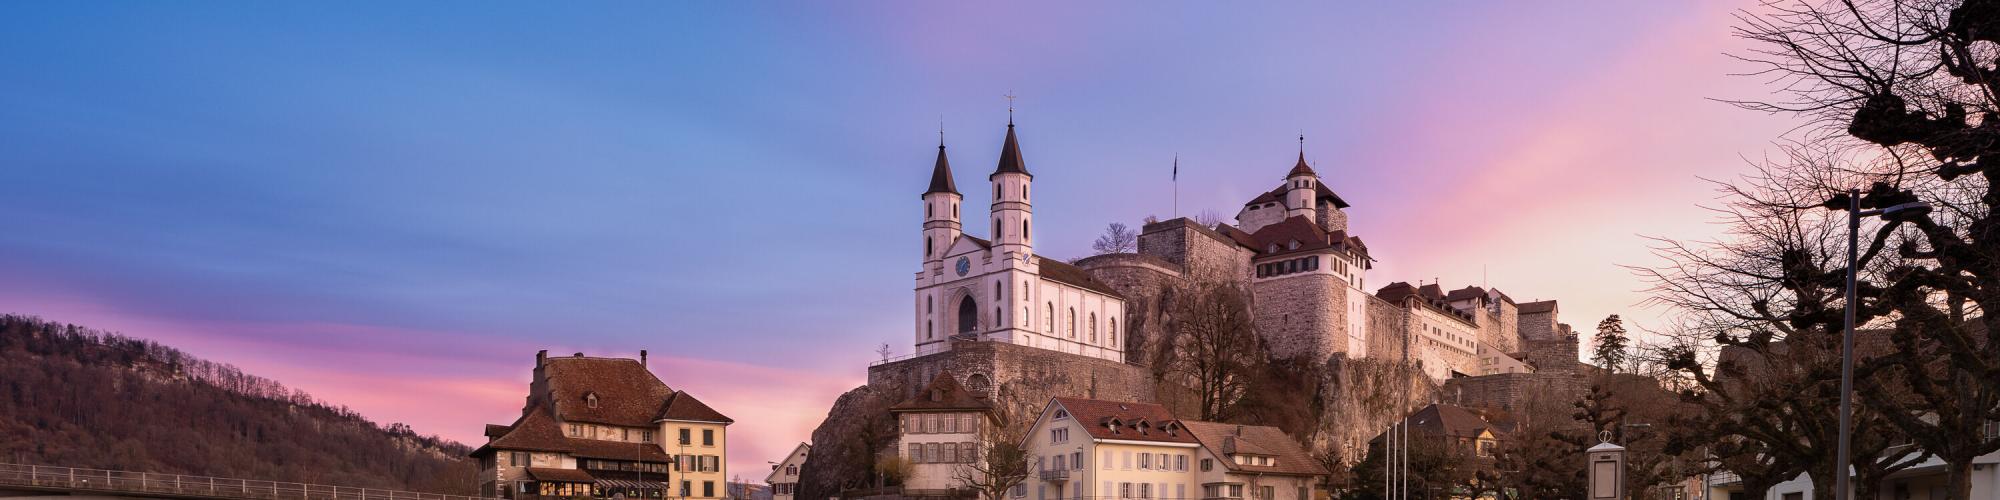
xmin=955 ymin=257 xmax=971 ymax=277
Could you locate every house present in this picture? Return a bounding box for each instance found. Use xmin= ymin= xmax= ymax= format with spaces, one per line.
xmin=766 ymin=443 xmax=809 ymax=500
xmin=891 ymin=371 xmax=999 ymax=497
xmin=1180 ymin=421 xmax=1329 ymax=500
xmin=472 ymin=350 xmax=734 ymax=500
xmin=1017 ymin=397 xmax=1329 ymax=500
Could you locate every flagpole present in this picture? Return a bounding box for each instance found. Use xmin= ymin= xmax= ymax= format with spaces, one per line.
xmin=1172 ymin=154 xmax=1179 ymax=219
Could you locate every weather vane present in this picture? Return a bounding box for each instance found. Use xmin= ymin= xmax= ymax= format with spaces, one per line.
xmin=1004 ymin=91 xmax=1017 ymax=124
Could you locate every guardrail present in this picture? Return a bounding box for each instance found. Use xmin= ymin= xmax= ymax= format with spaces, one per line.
xmin=0 ymin=463 xmax=494 ymax=500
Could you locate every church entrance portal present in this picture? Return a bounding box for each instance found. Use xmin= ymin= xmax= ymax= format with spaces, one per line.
xmin=957 ymin=296 xmax=977 ymax=335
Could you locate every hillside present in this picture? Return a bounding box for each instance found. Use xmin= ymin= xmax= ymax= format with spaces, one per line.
xmin=0 ymin=314 xmax=476 ymax=494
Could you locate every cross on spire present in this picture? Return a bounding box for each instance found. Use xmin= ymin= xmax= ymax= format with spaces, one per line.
xmin=1004 ymin=91 xmax=1017 ymax=125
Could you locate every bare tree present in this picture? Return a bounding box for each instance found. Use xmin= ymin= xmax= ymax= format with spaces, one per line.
xmin=1644 ymin=0 xmax=2000 ymax=497
xmin=1161 ymin=281 xmax=1263 ymax=421
xmin=1191 ymin=210 xmax=1226 ymax=228
xmin=951 ymin=420 xmax=1032 ymax=500
xmin=1092 ymin=222 xmax=1138 ymax=255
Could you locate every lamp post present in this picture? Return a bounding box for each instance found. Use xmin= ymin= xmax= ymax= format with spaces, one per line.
xmin=1835 ymin=189 xmax=1931 ymax=500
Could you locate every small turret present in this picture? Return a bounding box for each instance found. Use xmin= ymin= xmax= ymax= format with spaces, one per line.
xmin=1285 ymin=152 xmax=1318 ymax=222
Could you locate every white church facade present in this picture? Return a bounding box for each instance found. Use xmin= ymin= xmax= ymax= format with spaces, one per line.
xmin=913 ymin=119 xmax=1126 ymax=363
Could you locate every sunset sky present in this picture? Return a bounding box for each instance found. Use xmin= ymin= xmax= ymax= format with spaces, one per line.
xmin=1 ymin=1 xmax=1801 ymax=478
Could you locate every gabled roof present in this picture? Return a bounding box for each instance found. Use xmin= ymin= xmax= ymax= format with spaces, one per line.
xmin=1039 ymin=257 xmax=1125 ymax=299
xmin=992 ymin=123 xmax=1031 ymax=178
xmin=1179 ymin=421 xmax=1329 ymax=477
xmin=765 ymin=442 xmax=811 ymax=484
xmin=1375 ymin=282 xmax=1419 ymax=303
xmin=657 ymin=390 xmax=734 ymax=424
xmin=1517 ymin=300 xmax=1558 ymax=314
xmin=890 ymin=371 xmax=993 ymax=413
xmin=1247 ymin=216 xmax=1333 ymax=258
xmin=1404 ymin=404 xmax=1497 ymax=440
xmin=1049 ymin=397 xmax=1200 ymax=445
xmin=1417 ymin=284 xmax=1445 ymax=301
xmin=1445 ymin=286 xmax=1488 ymax=303
xmin=925 ymin=143 xmax=958 ymax=196
xmin=542 ymin=355 xmax=676 ymax=427
xmin=473 ymin=406 xmax=574 ymax=457
xmin=1242 ymin=180 xmax=1350 ymax=209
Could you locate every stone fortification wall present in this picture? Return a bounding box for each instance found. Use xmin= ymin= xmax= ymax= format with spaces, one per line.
xmin=1137 ymin=218 xmax=1251 ymax=286
xmin=1441 ymin=371 xmax=1588 ymax=412
xmin=1075 ymin=253 xmax=1181 ymax=366
xmin=1251 ymin=273 xmax=1348 ymax=361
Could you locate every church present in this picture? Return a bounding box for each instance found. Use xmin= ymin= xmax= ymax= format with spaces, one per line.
xmin=883 ymin=115 xmax=1583 ymax=410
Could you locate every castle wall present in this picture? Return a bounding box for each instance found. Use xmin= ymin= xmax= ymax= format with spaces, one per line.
xmin=1441 ymin=372 xmax=1587 ymax=412
xmin=1519 ymin=310 xmax=1558 ymax=342
xmin=1364 ymin=297 xmax=1407 ymax=362
xmin=1520 ymin=334 xmax=1580 ymax=374
xmin=866 ymin=339 xmax=1156 ymax=423
xmin=1137 ymin=218 xmax=1252 ymax=286
xmin=1075 ymin=253 xmax=1183 ymax=366
xmin=1317 ymin=204 xmax=1348 ymax=234
xmin=1252 ymin=272 xmax=1347 ymax=361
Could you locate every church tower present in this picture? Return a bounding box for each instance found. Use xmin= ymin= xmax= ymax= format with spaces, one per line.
xmin=1284 ymin=151 xmax=1318 ymax=223
xmin=989 ymin=118 xmax=1033 ymax=259
xmin=922 ymin=137 xmax=961 ymax=264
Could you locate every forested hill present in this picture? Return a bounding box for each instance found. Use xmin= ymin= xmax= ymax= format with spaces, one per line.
xmin=0 ymin=314 xmax=476 ymax=494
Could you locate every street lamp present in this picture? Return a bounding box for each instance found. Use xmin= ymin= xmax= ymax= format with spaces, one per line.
xmin=1835 ymin=188 xmax=1931 ymax=500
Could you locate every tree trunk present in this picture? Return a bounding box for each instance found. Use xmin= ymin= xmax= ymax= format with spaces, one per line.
xmin=1943 ymin=459 xmax=1973 ymax=500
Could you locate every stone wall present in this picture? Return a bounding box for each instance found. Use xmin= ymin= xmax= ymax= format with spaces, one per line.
xmin=1519 ymin=310 xmax=1558 ymax=342
xmin=1364 ymin=297 xmax=1407 ymax=362
xmin=1075 ymin=253 xmax=1182 ymax=366
xmin=1251 ymin=273 xmax=1347 ymax=360
xmin=1137 ymin=218 xmax=1251 ymax=286
xmin=1520 ymin=333 xmax=1580 ymax=374
xmin=865 ymin=339 xmax=1157 ymax=421
xmin=1441 ymin=372 xmax=1588 ymax=412
xmin=1317 ymin=204 xmax=1348 ymax=234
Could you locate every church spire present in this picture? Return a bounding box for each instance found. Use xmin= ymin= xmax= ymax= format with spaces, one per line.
xmin=925 ymin=135 xmax=958 ymax=196
xmin=992 ymin=121 xmax=1031 ymax=178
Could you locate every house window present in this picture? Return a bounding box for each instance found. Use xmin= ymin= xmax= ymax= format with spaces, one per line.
xmin=510 ymin=452 xmax=528 ymax=467
xmin=704 ymin=481 xmax=715 ymax=498
xmin=1138 ymin=453 xmax=1151 ymax=470
xmin=679 ymin=428 xmax=692 ymax=445
xmin=703 ymin=429 xmax=715 ymax=446
xmin=569 ymin=424 xmax=583 ymax=437
xmin=641 ymin=430 xmax=653 ymax=443
xmin=1139 ymin=484 xmax=1152 ymax=499
xmin=1120 ymin=483 xmax=1132 ymax=499
xmin=910 ymin=443 xmax=923 ymax=463
xmin=1175 ymin=455 xmax=1187 ymax=471
xmin=680 ymin=482 xmax=691 ymax=497
xmin=586 ymin=393 xmax=599 ymax=408
xmin=1199 ymin=459 xmax=1212 ymax=472
xmin=1261 ymin=487 xmax=1274 ymax=500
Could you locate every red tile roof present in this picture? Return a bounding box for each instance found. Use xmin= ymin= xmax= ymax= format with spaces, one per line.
xmin=1039 ymin=257 xmax=1125 ymax=299
xmin=1179 ymin=421 xmax=1329 ymax=477
xmin=1517 ymin=300 xmax=1558 ymax=314
xmin=657 ymin=390 xmax=734 ymax=424
xmin=1404 ymin=404 xmax=1497 ymax=440
xmin=542 ymin=356 xmax=677 ymax=428
xmin=1050 ymin=397 xmax=1201 ymax=445
xmin=891 ymin=371 xmax=993 ymax=413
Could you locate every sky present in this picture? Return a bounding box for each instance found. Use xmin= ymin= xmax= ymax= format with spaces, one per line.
xmin=0 ymin=0 xmax=1802 ymax=481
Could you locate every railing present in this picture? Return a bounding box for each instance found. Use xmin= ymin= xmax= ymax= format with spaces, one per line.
xmin=1040 ymin=469 xmax=1070 ymax=482
xmin=0 ymin=463 xmax=495 ymax=500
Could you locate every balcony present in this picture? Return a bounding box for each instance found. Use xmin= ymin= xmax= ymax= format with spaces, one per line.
xmin=1039 ymin=469 xmax=1070 ymax=482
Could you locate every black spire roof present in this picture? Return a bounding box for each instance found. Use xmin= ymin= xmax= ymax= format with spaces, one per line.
xmin=992 ymin=122 xmax=1031 ymax=178
xmin=925 ymin=142 xmax=958 ymax=196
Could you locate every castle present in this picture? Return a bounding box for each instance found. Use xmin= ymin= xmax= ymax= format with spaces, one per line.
xmin=895 ymin=117 xmax=1582 ymax=394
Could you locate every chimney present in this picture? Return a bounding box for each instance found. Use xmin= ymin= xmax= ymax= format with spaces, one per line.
xmin=536 ymin=350 xmax=548 ymax=367
xmin=641 ymin=350 xmax=649 ymax=366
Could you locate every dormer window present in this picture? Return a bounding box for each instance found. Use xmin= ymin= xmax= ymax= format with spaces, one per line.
xmin=1287 ymin=240 xmax=1300 ymax=250
xmin=585 ymin=392 xmax=600 ymax=409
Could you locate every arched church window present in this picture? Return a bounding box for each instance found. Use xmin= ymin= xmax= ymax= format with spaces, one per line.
xmin=1023 ymin=185 xmax=1028 ymax=199
xmin=927 ymin=296 xmax=932 ymax=313
xmin=994 ymin=219 xmax=1001 ymax=239
xmin=928 ymin=203 xmax=934 ymax=217
xmin=1023 ymin=219 xmax=1030 ymax=239
xmin=926 ymin=320 xmax=933 ymax=339
xmin=926 ymin=237 xmax=933 ymax=257
xmin=958 ymin=296 xmax=978 ymax=334
xmin=995 ymin=281 xmax=1002 ymax=299
xmin=995 ymin=307 xmax=1002 ymax=327
xmin=1068 ymin=308 xmax=1077 ymax=338
xmin=1089 ymin=313 xmax=1098 ymax=342
xmin=995 ymin=184 xmax=1001 ymax=199
xmin=953 ymin=203 xmax=958 ymax=218
xmin=1110 ymin=319 xmax=1118 ymax=347
xmin=1046 ymin=303 xmax=1054 ymax=332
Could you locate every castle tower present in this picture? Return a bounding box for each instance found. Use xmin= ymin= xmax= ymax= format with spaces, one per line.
xmin=989 ymin=118 xmax=1033 ymax=259
xmin=1284 ymin=152 xmax=1318 ymax=223
xmin=922 ymin=137 xmax=961 ymax=264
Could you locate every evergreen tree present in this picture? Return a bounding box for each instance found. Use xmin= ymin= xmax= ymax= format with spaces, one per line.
xmin=1591 ymin=314 xmax=1628 ymax=373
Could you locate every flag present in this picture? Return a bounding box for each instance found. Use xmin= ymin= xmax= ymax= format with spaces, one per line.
xmin=1172 ymin=155 xmax=1178 ymax=181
